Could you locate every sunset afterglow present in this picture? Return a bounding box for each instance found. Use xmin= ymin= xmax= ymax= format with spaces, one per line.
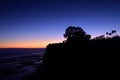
xmin=0 ymin=0 xmax=120 ymax=48
xmin=0 ymin=38 xmax=64 ymax=48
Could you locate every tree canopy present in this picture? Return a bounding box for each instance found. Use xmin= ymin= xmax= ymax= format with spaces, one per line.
xmin=64 ymin=26 xmax=91 ymax=43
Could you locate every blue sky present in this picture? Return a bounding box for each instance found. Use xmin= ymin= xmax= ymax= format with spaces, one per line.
xmin=0 ymin=0 xmax=120 ymax=48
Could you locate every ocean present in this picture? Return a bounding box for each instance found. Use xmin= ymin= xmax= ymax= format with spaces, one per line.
xmin=0 ymin=48 xmax=46 ymax=80
xmin=0 ymin=48 xmax=45 ymax=58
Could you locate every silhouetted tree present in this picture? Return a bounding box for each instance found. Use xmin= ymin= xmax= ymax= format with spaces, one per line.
xmin=105 ymin=30 xmax=117 ymax=38
xmin=106 ymin=32 xmax=109 ymax=38
xmin=106 ymin=32 xmax=109 ymax=35
xmin=111 ymin=30 xmax=116 ymax=34
xmin=111 ymin=30 xmax=116 ymax=37
xmin=109 ymin=33 xmax=112 ymax=36
xmin=64 ymin=26 xmax=91 ymax=43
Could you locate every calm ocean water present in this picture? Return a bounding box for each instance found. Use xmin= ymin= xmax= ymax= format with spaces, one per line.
xmin=0 ymin=48 xmax=45 ymax=58
xmin=0 ymin=48 xmax=46 ymax=80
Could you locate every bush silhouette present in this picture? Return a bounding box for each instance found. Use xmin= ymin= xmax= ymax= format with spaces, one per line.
xmin=64 ymin=26 xmax=91 ymax=44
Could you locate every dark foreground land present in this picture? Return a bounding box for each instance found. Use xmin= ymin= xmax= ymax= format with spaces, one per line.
xmin=29 ymin=39 xmax=120 ymax=80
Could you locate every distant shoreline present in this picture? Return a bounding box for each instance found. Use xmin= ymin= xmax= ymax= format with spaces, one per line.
xmin=0 ymin=48 xmax=46 ymax=49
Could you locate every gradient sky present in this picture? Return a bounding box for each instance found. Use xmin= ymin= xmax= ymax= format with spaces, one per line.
xmin=0 ymin=0 xmax=120 ymax=48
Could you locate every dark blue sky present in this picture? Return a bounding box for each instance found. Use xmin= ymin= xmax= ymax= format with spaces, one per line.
xmin=0 ymin=0 xmax=120 ymax=48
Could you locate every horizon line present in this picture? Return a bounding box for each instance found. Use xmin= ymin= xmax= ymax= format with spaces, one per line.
xmin=0 ymin=47 xmax=46 ymax=49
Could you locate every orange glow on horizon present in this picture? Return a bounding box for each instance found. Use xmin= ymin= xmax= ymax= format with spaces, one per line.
xmin=0 ymin=42 xmax=45 ymax=48
xmin=0 ymin=38 xmax=64 ymax=48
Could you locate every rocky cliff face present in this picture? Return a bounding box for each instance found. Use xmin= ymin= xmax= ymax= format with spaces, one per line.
xmin=33 ymin=39 xmax=120 ymax=80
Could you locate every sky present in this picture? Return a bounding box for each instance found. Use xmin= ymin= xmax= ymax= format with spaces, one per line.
xmin=0 ymin=0 xmax=120 ymax=48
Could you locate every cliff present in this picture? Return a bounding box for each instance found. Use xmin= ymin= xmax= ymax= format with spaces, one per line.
xmin=33 ymin=39 xmax=120 ymax=80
